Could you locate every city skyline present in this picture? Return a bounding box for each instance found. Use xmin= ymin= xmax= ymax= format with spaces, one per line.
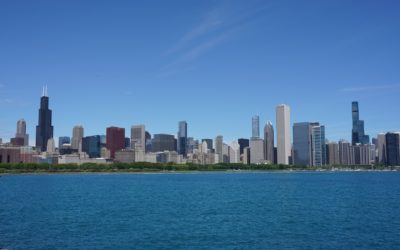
xmin=0 ymin=0 xmax=399 ymax=144
xmin=0 ymin=88 xmax=397 ymax=148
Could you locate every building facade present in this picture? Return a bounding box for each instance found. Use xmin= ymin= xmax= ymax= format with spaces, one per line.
xmin=106 ymin=127 xmax=125 ymax=159
xmin=177 ymin=121 xmax=187 ymax=157
xmin=264 ymin=121 xmax=274 ymax=164
xmin=276 ymin=104 xmax=291 ymax=164
xmin=35 ymin=87 xmax=54 ymax=152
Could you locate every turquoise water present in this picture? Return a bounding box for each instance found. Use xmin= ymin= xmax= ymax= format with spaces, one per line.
xmin=1 ymin=172 xmax=400 ymax=249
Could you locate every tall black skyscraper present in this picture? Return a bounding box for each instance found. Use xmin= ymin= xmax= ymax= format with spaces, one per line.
xmin=36 ymin=86 xmax=53 ymax=152
xmin=351 ymin=101 xmax=369 ymax=145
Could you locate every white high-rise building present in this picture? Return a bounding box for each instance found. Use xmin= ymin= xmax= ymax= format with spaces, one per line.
xmin=250 ymin=138 xmax=264 ymax=164
xmin=71 ymin=125 xmax=84 ymax=150
xmin=47 ymin=138 xmax=56 ymax=154
xmin=215 ymin=136 xmax=223 ymax=163
xmin=131 ymin=125 xmax=146 ymax=151
xmin=276 ymin=104 xmax=291 ymax=164
xmin=229 ymin=141 xmax=240 ymax=163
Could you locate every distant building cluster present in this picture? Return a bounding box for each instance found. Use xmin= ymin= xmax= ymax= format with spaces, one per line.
xmin=0 ymin=88 xmax=399 ymax=166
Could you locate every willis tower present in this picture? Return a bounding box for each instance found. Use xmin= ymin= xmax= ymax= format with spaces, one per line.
xmin=351 ymin=101 xmax=369 ymax=145
xmin=36 ymin=86 xmax=54 ymax=152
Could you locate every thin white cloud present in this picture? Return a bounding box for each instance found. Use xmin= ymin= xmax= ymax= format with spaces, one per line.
xmin=159 ymin=2 xmax=269 ymax=77
xmin=340 ymin=84 xmax=400 ymax=92
xmin=0 ymin=98 xmax=13 ymax=104
xmin=166 ymin=8 xmax=223 ymax=55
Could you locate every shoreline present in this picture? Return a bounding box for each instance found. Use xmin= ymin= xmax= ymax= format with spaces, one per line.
xmin=1 ymin=168 xmax=398 ymax=176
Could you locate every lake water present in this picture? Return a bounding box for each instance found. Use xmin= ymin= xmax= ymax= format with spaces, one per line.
xmin=1 ymin=172 xmax=400 ymax=249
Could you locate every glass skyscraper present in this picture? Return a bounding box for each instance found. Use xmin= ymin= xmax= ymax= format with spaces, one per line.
xmin=82 ymin=135 xmax=101 ymax=158
xmin=177 ymin=121 xmax=187 ymax=157
xmin=352 ymin=101 xmax=369 ymax=145
xmin=35 ymin=87 xmax=53 ymax=152
xmin=252 ymin=115 xmax=260 ymax=138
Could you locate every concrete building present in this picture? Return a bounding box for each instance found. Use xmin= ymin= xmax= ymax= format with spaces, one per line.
xmin=229 ymin=141 xmax=240 ymax=163
xmin=264 ymin=121 xmax=274 ymax=164
xmin=215 ymin=136 xmax=223 ymax=163
xmin=47 ymin=138 xmax=56 ymax=154
xmin=151 ymin=134 xmax=176 ymax=152
xmin=71 ymin=125 xmax=84 ymax=150
xmin=276 ymin=104 xmax=291 ymax=164
xmin=339 ymin=140 xmax=353 ymax=165
xmin=131 ymin=125 xmax=145 ymax=151
xmin=326 ymin=142 xmax=340 ymax=165
xmin=115 ymin=150 xmax=135 ymax=163
xmin=201 ymin=139 xmax=213 ymax=151
xmin=250 ymin=138 xmax=264 ymax=164
xmin=377 ymin=133 xmax=386 ymax=165
xmin=106 ymin=127 xmax=125 ymax=159
xmin=242 ymin=147 xmax=250 ymax=164
xmin=0 ymin=146 xmax=21 ymax=163
xmin=15 ymin=119 xmax=29 ymax=146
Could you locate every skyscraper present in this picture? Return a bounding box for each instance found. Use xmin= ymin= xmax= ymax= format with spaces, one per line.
xmin=82 ymin=135 xmax=101 ymax=158
xmin=311 ymin=124 xmax=326 ymax=166
xmin=385 ymin=132 xmax=400 ymax=166
xmin=71 ymin=125 xmax=84 ymax=150
xmin=293 ymin=122 xmax=325 ymax=166
xmin=151 ymin=134 xmax=176 ymax=152
xmin=201 ymin=139 xmax=213 ymax=151
xmin=229 ymin=141 xmax=240 ymax=163
xmin=106 ymin=127 xmax=125 ymax=159
xmin=377 ymin=133 xmax=386 ymax=165
xmin=215 ymin=135 xmax=223 ymax=163
xmin=16 ymin=119 xmax=29 ymax=146
xmin=252 ymin=115 xmax=260 ymax=138
xmin=352 ymin=101 xmax=369 ymax=145
xmin=276 ymin=104 xmax=291 ymax=164
xmin=339 ymin=139 xmax=353 ymax=165
xmin=264 ymin=121 xmax=274 ymax=164
xmin=326 ymin=142 xmax=340 ymax=165
xmin=36 ymin=86 xmax=53 ymax=152
xmin=58 ymin=136 xmax=71 ymax=149
xmin=250 ymin=138 xmax=264 ymax=164
xmin=131 ymin=125 xmax=146 ymax=151
xmin=238 ymin=138 xmax=249 ymax=155
xmin=177 ymin=121 xmax=187 ymax=157
xmin=293 ymin=122 xmax=312 ymax=166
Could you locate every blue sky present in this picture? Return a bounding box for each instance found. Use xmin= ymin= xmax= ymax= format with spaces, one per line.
xmin=0 ymin=0 xmax=399 ymax=145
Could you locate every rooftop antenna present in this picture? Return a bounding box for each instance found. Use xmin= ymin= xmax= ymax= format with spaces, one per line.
xmin=42 ymin=85 xmax=45 ymax=96
xmin=45 ymin=85 xmax=48 ymax=96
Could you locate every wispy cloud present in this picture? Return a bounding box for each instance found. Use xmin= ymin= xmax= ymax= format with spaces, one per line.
xmin=0 ymin=98 xmax=13 ymax=104
xmin=159 ymin=2 xmax=270 ymax=77
xmin=166 ymin=8 xmax=223 ymax=55
xmin=340 ymin=84 xmax=400 ymax=92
